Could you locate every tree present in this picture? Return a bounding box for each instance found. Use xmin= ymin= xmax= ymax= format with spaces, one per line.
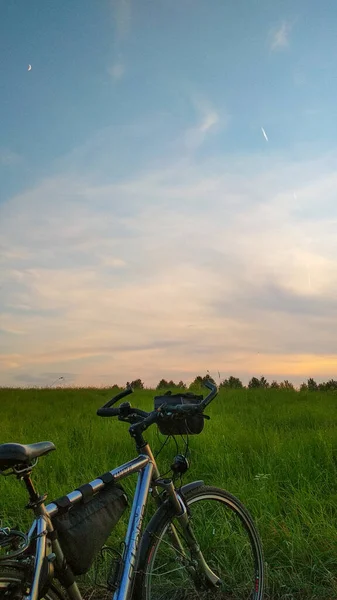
xmin=189 ymin=374 xmax=216 ymax=389
xmin=318 ymin=379 xmax=337 ymax=391
xmin=307 ymin=378 xmax=318 ymax=392
xmin=248 ymin=376 xmax=269 ymax=389
xmin=259 ymin=376 xmax=270 ymax=389
xmin=220 ymin=376 xmax=243 ymax=389
xmin=279 ymin=380 xmax=294 ymax=390
xmin=190 ymin=375 xmax=204 ymax=388
xmin=301 ymin=379 xmax=337 ymax=392
xmin=156 ymin=379 xmax=169 ymax=390
xmin=248 ymin=377 xmax=261 ymax=389
xmin=325 ymin=379 xmax=337 ymax=391
xmin=230 ymin=376 xmax=243 ymax=389
xmin=156 ymin=379 xmax=187 ymax=390
xmin=270 ymin=380 xmax=280 ymax=389
xmin=130 ymin=378 xmax=144 ymax=389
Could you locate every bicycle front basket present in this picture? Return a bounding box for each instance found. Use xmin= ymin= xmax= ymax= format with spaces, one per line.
xmin=154 ymin=392 xmax=204 ymax=435
xmin=52 ymin=482 xmax=127 ymax=575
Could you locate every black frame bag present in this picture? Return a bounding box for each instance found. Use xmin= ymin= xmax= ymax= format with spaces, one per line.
xmin=154 ymin=392 xmax=204 ymax=436
xmin=52 ymin=483 xmax=127 ymax=575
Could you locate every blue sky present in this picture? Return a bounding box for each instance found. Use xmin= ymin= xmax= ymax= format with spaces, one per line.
xmin=1 ymin=0 xmax=337 ymax=387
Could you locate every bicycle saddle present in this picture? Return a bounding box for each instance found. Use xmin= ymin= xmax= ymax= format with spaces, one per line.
xmin=0 ymin=442 xmax=55 ymax=471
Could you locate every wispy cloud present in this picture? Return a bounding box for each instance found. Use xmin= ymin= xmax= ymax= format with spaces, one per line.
xmin=0 ymin=149 xmax=21 ymax=166
xmin=13 ymin=372 xmax=77 ymax=386
xmin=199 ymin=110 xmax=219 ymax=133
xmin=184 ymin=95 xmax=222 ymax=151
xmin=269 ymin=20 xmax=292 ymax=51
xmin=113 ymin=0 xmax=132 ymax=42
xmin=108 ymin=62 xmax=125 ymax=80
xmin=1 ymin=145 xmax=337 ymax=386
xmin=109 ymin=1 xmax=131 ymax=82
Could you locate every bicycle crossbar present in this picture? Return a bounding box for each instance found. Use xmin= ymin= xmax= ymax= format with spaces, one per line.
xmin=46 ymin=454 xmax=150 ymax=518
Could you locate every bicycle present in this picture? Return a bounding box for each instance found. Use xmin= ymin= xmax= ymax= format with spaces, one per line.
xmin=0 ymin=381 xmax=264 ymax=600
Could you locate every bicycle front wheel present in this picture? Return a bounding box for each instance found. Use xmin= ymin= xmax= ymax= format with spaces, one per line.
xmin=137 ymin=485 xmax=264 ymax=600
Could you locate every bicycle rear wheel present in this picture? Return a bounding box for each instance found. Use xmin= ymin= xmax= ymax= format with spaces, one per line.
xmin=0 ymin=564 xmax=66 ymax=599
xmin=137 ymin=485 xmax=264 ymax=600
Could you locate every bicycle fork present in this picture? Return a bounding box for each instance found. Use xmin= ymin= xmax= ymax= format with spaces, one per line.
xmin=162 ymin=481 xmax=222 ymax=589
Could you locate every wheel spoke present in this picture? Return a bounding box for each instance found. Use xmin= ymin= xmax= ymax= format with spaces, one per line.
xmin=141 ymin=487 xmax=264 ymax=600
xmin=150 ymin=565 xmax=192 ymax=576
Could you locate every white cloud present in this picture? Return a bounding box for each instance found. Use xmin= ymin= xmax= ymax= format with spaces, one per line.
xmin=269 ymin=21 xmax=292 ymax=51
xmin=1 ymin=148 xmax=337 ymax=386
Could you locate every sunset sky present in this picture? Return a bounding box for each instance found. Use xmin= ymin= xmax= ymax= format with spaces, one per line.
xmin=1 ymin=0 xmax=337 ymax=387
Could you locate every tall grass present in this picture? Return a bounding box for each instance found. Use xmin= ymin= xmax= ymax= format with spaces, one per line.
xmin=0 ymin=387 xmax=336 ymax=598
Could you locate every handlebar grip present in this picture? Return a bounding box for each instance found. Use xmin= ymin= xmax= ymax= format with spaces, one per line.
xmin=97 ymin=407 xmax=120 ymax=417
xmin=201 ymin=380 xmax=218 ymax=408
xmin=204 ymin=379 xmax=217 ymax=391
xmin=101 ymin=386 xmax=133 ymax=410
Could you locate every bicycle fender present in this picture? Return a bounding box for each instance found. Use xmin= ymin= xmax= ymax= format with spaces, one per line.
xmin=178 ymin=480 xmax=204 ymax=495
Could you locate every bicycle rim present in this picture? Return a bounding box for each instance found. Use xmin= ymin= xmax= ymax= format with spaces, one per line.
xmin=140 ymin=486 xmax=264 ymax=600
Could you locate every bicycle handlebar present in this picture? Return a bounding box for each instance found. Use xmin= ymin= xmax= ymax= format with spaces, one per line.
xmin=99 ymin=386 xmax=133 ymax=410
xmin=96 ymin=380 xmax=218 ymax=433
xmin=96 ymin=407 xmax=121 ymax=417
xmin=200 ymin=379 xmax=217 ymax=407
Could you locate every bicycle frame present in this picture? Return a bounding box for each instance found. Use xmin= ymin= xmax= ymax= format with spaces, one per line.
xmin=13 ymin=381 xmax=219 ymax=600
xmin=25 ymin=444 xmax=177 ymax=600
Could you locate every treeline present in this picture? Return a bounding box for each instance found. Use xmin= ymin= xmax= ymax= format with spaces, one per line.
xmin=126 ymin=375 xmax=337 ymax=392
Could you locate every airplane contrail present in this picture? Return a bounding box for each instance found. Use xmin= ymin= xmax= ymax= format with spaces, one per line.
xmin=261 ymin=127 xmax=269 ymax=142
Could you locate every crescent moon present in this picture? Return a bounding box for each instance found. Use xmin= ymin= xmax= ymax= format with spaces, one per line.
xmin=28 ymin=64 xmax=32 ymax=71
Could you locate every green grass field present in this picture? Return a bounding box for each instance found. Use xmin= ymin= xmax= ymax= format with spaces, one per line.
xmin=0 ymin=387 xmax=336 ymax=599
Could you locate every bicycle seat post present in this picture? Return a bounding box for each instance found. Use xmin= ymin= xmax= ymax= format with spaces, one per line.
xmin=22 ymin=471 xmax=48 ymax=513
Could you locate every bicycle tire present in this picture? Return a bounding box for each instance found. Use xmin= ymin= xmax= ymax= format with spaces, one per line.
xmin=0 ymin=564 xmax=67 ymax=599
xmin=136 ymin=485 xmax=264 ymax=600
